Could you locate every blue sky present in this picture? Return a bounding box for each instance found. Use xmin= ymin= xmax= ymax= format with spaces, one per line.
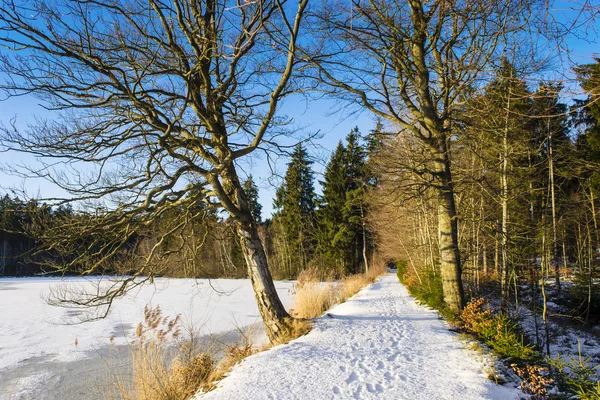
xmin=0 ymin=0 xmax=598 ymax=218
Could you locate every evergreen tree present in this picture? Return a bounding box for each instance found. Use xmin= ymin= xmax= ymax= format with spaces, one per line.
xmin=343 ymin=128 xmax=368 ymax=274
xmin=273 ymin=144 xmax=316 ymax=276
xmin=365 ymin=120 xmax=385 ymax=187
xmin=366 ymin=119 xmax=385 ymax=157
xmin=574 ymin=58 xmax=600 ymax=188
xmin=243 ymin=176 xmax=262 ymax=224
xmin=318 ymin=128 xmax=371 ymax=274
xmin=317 ymin=141 xmax=348 ymax=271
xmin=464 ymin=60 xmax=534 ymax=310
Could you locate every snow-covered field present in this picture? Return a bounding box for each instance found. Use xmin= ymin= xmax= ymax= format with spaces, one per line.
xmin=0 ymin=276 xmax=295 ymax=399
xmin=198 ymin=275 xmax=520 ymax=400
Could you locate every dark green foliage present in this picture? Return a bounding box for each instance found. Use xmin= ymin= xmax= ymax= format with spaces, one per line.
xmin=317 ymin=141 xmax=348 ymax=270
xmin=317 ymin=128 xmax=372 ymax=275
xmin=273 ymin=144 xmax=317 ymax=276
xmin=573 ymin=58 xmax=600 ymax=189
xmin=243 ymin=176 xmax=262 ymax=224
xmin=274 ymin=144 xmax=316 ymax=217
xmin=549 ymin=352 xmax=600 ymax=399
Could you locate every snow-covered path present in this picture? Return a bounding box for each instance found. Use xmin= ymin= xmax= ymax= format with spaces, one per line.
xmin=198 ymin=275 xmax=520 ymax=400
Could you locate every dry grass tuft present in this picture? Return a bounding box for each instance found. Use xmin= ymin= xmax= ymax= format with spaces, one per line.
xmin=292 ymin=280 xmax=339 ymax=319
xmin=271 ymin=318 xmax=312 ymax=346
xmin=340 ymin=274 xmax=370 ymax=300
xmin=113 ymin=305 xmax=216 ymax=400
xmin=291 ymin=264 xmax=387 ymax=320
xmin=207 ymin=340 xmax=257 ymax=388
xmin=120 ymin=341 xmax=215 ymax=400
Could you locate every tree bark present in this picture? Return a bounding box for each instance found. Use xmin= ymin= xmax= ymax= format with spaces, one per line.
xmin=236 ymin=217 xmax=291 ymax=341
xmin=360 ymin=204 xmax=369 ymax=273
xmin=218 ymin=167 xmax=291 ymax=343
xmin=433 ymin=142 xmax=465 ymax=311
xmin=500 ymin=86 xmax=511 ymax=313
xmin=548 ymin=118 xmax=560 ymax=291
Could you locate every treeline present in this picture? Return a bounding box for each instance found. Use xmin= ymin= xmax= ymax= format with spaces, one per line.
xmin=0 ymin=129 xmax=381 ymax=279
xmin=0 ymin=196 xmax=73 ymax=275
xmin=369 ymin=58 xmax=600 ymax=324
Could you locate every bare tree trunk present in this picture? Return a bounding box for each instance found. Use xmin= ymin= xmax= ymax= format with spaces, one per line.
xmin=541 ymin=197 xmax=551 ymax=356
xmin=419 ymin=197 xmax=436 ymax=272
xmin=500 ymin=89 xmax=510 ymax=313
xmin=483 ymin=242 xmax=488 ymax=276
xmin=562 ymin=228 xmax=568 ymax=271
xmin=236 ymin=218 xmax=291 ymax=341
xmin=397 ymin=234 xmax=423 ymax=285
xmin=548 ymin=118 xmax=560 ymax=291
xmin=586 ymin=221 xmax=593 ymax=323
xmin=590 ymin=188 xmax=599 ymax=264
xmin=531 ymin=263 xmax=540 ymax=348
xmin=495 ymin=229 xmax=500 ymax=276
xmin=218 ymin=168 xmax=291 ymax=342
xmin=433 ymin=145 xmax=465 ymax=311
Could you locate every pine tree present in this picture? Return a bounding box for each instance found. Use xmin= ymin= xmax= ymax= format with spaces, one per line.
xmin=343 ymin=128 xmax=368 ymax=274
xmin=318 ymin=141 xmax=348 ymax=271
xmin=273 ymin=144 xmax=316 ymax=276
xmin=243 ymin=176 xmax=262 ymax=224
xmin=574 ymin=58 xmax=600 ymax=187
xmin=318 ymin=128 xmax=371 ymax=275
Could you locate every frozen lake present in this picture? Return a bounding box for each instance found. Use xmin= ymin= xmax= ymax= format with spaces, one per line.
xmin=0 ymin=276 xmax=295 ymax=399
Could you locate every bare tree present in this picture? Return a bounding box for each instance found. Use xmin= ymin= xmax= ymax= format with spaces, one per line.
xmin=304 ymin=0 xmax=545 ymax=310
xmin=0 ymin=0 xmax=308 ymax=342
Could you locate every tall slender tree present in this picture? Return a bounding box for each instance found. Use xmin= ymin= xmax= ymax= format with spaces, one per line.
xmin=318 ymin=128 xmax=371 ymax=274
xmin=274 ymin=143 xmax=316 ymax=275
xmin=318 ymin=141 xmax=348 ymax=271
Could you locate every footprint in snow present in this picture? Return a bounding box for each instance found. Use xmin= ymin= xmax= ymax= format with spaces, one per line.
xmin=346 ymin=371 xmax=358 ymax=384
xmin=353 ymin=384 xmax=363 ymax=399
xmin=358 ymin=362 xmax=372 ymax=374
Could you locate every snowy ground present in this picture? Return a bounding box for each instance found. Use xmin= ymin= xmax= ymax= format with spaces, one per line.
xmin=0 ymin=276 xmax=295 ymax=399
xmin=197 ymin=275 xmax=521 ymax=400
xmin=514 ymin=282 xmax=600 ymax=383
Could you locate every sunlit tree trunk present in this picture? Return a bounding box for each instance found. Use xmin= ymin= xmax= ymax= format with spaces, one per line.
xmin=218 ymin=168 xmax=291 ymax=342
xmin=500 ymin=88 xmax=511 ymax=313
xmin=433 ymin=143 xmax=465 ymax=311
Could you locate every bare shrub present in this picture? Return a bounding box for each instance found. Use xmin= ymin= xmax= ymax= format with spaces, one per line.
xmin=511 ymin=363 xmax=554 ymax=398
